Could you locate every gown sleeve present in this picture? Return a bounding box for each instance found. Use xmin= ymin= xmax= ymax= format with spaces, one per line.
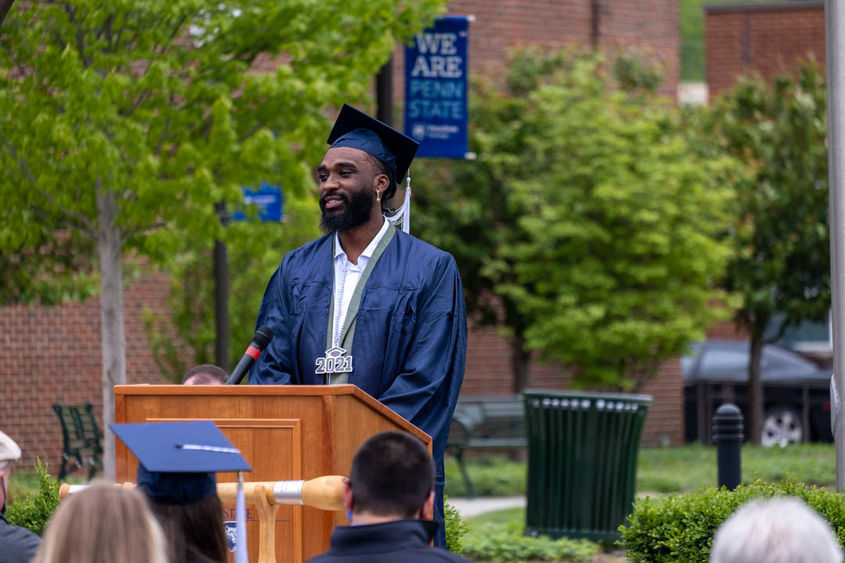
xmin=377 ymin=253 xmax=467 ymax=442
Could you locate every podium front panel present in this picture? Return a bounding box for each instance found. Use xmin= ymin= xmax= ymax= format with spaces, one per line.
xmin=114 ymin=385 xmax=430 ymax=562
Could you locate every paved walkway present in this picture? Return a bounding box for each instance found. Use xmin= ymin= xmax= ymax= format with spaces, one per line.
xmin=447 ymin=496 xmax=526 ymax=517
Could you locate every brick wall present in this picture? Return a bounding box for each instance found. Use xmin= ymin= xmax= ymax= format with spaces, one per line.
xmin=706 ymin=1 xmax=824 ymax=97
xmin=0 ymin=274 xmax=170 ymax=472
xmin=389 ymin=0 xmax=679 ymax=103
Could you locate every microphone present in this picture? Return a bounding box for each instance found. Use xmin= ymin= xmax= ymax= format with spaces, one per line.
xmin=226 ymin=326 xmax=274 ymax=385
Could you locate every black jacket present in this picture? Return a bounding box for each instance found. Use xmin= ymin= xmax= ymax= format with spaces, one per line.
xmin=306 ymin=520 xmax=470 ymax=563
xmin=0 ymin=511 xmax=40 ymax=563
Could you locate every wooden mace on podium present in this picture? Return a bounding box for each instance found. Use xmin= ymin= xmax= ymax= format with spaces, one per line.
xmin=113 ymin=384 xmax=431 ymax=563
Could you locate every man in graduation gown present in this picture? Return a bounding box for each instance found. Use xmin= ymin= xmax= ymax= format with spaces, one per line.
xmin=250 ymin=104 xmax=467 ymax=548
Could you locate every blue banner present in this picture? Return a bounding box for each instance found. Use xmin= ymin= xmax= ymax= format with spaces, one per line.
xmin=404 ymin=16 xmax=470 ymax=159
xmin=232 ymin=183 xmax=283 ymax=223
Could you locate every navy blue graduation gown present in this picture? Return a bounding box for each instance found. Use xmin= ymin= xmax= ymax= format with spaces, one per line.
xmin=249 ymin=229 xmax=467 ymax=544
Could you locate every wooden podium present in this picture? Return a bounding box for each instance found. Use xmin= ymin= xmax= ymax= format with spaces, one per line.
xmin=113 ymin=384 xmax=430 ymax=563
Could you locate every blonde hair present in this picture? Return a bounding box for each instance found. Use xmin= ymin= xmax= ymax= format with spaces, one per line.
xmin=34 ymin=483 xmax=167 ymax=563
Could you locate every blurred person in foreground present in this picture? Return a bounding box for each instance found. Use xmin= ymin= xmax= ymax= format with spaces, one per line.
xmin=181 ymin=364 xmax=228 ymax=385
xmin=33 ymin=483 xmax=166 ymax=563
xmin=0 ymin=429 xmax=40 ymax=563
xmin=112 ymin=420 xmax=251 ymax=563
xmin=710 ymin=496 xmax=843 ymax=563
xmin=251 ymin=104 xmax=467 ymax=548
xmin=307 ymin=431 xmax=470 ymax=563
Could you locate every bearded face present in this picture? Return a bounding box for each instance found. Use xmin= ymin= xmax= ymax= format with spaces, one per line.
xmin=319 ymin=187 xmax=375 ymax=233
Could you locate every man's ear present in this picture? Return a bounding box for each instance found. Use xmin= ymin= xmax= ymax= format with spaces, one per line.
xmin=374 ymin=172 xmax=389 ymax=194
xmin=342 ymin=478 xmax=354 ymax=515
xmin=420 ymin=490 xmax=435 ymax=520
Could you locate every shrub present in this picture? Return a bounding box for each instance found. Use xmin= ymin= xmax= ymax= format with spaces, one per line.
xmin=461 ymin=521 xmax=598 ymax=562
xmin=444 ymin=499 xmax=469 ymax=554
xmin=5 ymin=460 xmax=60 ymax=536
xmin=620 ymin=478 xmax=845 ymax=562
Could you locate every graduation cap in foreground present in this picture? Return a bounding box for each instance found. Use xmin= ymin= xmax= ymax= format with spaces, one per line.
xmin=110 ymin=420 xmax=251 ymax=505
xmin=111 ymin=421 xmax=252 ymax=562
xmin=327 ymin=104 xmax=420 ymax=232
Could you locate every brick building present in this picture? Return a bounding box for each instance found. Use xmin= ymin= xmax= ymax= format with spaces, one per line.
xmin=1 ymin=0 xmax=681 ymax=473
xmin=706 ymin=1 xmax=824 ymax=97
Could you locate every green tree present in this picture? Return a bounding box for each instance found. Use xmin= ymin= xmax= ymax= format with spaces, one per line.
xmin=414 ymin=51 xmax=580 ymax=392
xmin=143 ymin=191 xmax=322 ymax=380
xmin=416 ymin=50 xmax=737 ymax=390
xmin=0 ymin=0 xmax=445 ymax=477
xmin=704 ymin=62 xmax=830 ymax=444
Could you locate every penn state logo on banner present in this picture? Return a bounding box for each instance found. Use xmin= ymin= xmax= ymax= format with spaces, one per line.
xmin=404 ymin=16 xmax=471 ymax=159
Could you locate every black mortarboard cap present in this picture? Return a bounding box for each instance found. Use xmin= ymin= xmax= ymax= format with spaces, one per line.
xmin=327 ymin=104 xmax=420 ymax=181
xmin=111 ymin=420 xmax=251 ymax=505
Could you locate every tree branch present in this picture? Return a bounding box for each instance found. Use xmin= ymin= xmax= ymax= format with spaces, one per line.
xmin=238 ymin=120 xmax=267 ymax=143
xmin=154 ymin=116 xmax=170 ymax=155
xmin=123 ymin=220 xmax=168 ymax=241
xmin=0 ymin=0 xmax=15 ymax=28
xmin=62 ymin=2 xmax=91 ymax=67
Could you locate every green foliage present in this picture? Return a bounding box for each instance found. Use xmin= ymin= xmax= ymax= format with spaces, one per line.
xmin=143 ymin=193 xmax=321 ymax=378
xmin=462 ymin=520 xmax=599 ymax=562
xmin=612 ymin=50 xmax=662 ymax=93
xmin=416 ymin=49 xmax=737 ymax=390
xmin=504 ymin=55 xmax=736 ymax=389
xmin=5 ymin=460 xmax=60 ymax=536
xmin=700 ymin=61 xmax=829 ymax=440
xmin=444 ymin=498 xmax=469 ymax=554
xmin=620 ymin=478 xmax=845 ymax=562
xmin=707 ymin=62 xmax=830 ymax=337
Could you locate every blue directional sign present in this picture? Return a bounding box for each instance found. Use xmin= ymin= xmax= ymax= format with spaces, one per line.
xmin=232 ymin=183 xmax=283 ymax=223
xmin=404 ymin=16 xmax=470 ymax=159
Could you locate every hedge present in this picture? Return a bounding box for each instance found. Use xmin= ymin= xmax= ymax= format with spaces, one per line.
xmin=619 ymin=478 xmax=845 ymax=562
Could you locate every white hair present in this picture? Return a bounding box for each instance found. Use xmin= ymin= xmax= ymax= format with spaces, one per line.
xmin=710 ymin=497 xmax=843 ymax=563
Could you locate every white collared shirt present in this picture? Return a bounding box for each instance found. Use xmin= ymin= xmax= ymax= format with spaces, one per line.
xmin=331 ymin=219 xmax=389 ymax=346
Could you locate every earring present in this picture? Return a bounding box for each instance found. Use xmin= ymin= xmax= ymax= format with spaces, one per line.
xmin=376 ymin=191 xmax=382 ymax=203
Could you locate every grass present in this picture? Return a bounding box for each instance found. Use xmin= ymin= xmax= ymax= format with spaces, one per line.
xmin=445 ymin=443 xmax=837 ymax=498
xmin=471 ymin=507 xmax=526 ymax=526
xmin=8 ymin=466 xmax=86 ymax=504
xmin=445 ymin=454 xmax=526 ymax=497
xmin=8 ymin=471 xmax=43 ymax=501
xmin=638 ymin=443 xmax=836 ymax=492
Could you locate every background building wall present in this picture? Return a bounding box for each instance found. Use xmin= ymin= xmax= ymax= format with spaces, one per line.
xmin=0 ymin=274 xmax=170 ymax=471
xmin=706 ymin=1 xmax=824 ymax=97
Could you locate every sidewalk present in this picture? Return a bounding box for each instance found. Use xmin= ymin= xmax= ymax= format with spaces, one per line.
xmin=447 ymin=495 xmax=526 ymax=518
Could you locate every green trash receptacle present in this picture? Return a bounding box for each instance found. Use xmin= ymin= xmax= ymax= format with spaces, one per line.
xmin=524 ymin=390 xmax=652 ymax=542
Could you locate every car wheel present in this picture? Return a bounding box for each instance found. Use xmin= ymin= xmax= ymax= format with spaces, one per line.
xmin=761 ymin=406 xmax=803 ymax=447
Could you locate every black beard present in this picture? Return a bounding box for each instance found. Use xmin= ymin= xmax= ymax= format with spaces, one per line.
xmin=320 ymin=189 xmax=375 ymax=233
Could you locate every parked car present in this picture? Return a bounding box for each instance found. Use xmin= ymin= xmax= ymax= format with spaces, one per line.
xmin=683 ymin=340 xmax=832 ymax=446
